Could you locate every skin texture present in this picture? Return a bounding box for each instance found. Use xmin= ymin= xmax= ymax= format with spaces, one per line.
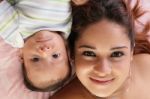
xmin=51 ymin=19 xmax=150 ymax=99
xmin=74 ymin=19 xmax=132 ymax=97
xmin=21 ymin=30 xmax=69 ymax=90
xmin=72 ymin=0 xmax=89 ymax=5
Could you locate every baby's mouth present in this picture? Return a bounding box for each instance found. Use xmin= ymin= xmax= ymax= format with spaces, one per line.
xmin=36 ymin=38 xmax=52 ymax=43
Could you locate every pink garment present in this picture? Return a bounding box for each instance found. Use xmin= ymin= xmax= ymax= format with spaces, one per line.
xmin=0 ymin=37 xmax=51 ymax=99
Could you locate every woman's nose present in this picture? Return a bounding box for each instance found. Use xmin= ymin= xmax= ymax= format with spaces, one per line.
xmin=94 ymin=59 xmax=112 ymax=76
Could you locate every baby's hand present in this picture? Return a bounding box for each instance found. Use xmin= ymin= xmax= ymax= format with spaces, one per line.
xmin=72 ymin=0 xmax=88 ymax=6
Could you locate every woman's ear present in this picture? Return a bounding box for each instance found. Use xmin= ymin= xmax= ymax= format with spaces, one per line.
xmin=19 ymin=48 xmax=24 ymax=63
xmin=67 ymin=48 xmax=75 ymax=66
xmin=72 ymin=0 xmax=88 ymax=6
xmin=131 ymin=50 xmax=134 ymax=61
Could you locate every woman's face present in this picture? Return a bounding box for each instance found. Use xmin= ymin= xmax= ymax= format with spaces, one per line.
xmin=74 ymin=19 xmax=133 ymax=97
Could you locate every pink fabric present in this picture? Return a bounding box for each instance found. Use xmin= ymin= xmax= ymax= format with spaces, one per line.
xmin=0 ymin=37 xmax=51 ymax=99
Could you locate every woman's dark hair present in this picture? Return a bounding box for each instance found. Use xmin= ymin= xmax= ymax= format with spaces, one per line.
xmin=68 ymin=0 xmax=150 ymax=57
xmin=134 ymin=22 xmax=150 ymax=54
xmin=68 ymin=0 xmax=150 ymax=56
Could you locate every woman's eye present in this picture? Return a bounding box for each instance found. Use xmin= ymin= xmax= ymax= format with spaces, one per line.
xmin=52 ymin=53 xmax=60 ymax=59
xmin=31 ymin=57 xmax=40 ymax=62
xmin=82 ymin=51 xmax=96 ymax=57
xmin=111 ymin=51 xmax=124 ymax=58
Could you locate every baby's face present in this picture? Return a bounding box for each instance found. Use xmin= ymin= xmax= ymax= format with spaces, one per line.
xmin=21 ymin=30 xmax=69 ymax=90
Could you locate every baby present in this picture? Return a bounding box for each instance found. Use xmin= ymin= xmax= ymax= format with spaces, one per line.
xmin=0 ymin=0 xmax=71 ymax=91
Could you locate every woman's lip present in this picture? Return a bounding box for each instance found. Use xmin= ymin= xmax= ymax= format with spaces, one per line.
xmin=89 ymin=77 xmax=114 ymax=85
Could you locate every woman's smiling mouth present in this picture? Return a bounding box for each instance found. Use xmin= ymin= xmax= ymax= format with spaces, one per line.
xmin=89 ymin=77 xmax=115 ymax=85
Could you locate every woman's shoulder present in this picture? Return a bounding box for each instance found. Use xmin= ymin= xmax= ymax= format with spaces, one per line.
xmin=51 ymin=78 xmax=86 ymax=99
xmin=133 ymin=53 xmax=150 ymax=66
xmin=133 ymin=53 xmax=150 ymax=79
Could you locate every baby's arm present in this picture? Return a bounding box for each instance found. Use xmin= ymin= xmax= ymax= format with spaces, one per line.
xmin=0 ymin=0 xmax=23 ymax=48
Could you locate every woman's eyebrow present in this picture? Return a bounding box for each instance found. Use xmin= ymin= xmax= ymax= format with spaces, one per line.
xmin=78 ymin=45 xmax=95 ymax=49
xmin=111 ymin=46 xmax=128 ymax=50
xmin=78 ymin=45 xmax=128 ymax=50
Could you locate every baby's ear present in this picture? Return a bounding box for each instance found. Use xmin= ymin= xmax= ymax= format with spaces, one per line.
xmin=72 ymin=0 xmax=88 ymax=6
xmin=19 ymin=48 xmax=24 ymax=63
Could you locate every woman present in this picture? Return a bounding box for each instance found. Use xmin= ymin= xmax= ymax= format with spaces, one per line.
xmin=51 ymin=0 xmax=150 ymax=99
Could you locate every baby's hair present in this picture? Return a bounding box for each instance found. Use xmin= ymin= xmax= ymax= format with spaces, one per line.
xmin=22 ymin=62 xmax=72 ymax=92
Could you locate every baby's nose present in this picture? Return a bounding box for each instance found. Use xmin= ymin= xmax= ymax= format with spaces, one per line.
xmin=39 ymin=45 xmax=51 ymax=52
xmin=38 ymin=46 xmax=51 ymax=58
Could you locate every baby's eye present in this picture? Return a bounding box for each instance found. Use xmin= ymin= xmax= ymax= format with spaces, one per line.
xmin=111 ymin=51 xmax=124 ymax=58
xmin=31 ymin=57 xmax=40 ymax=62
xmin=52 ymin=53 xmax=60 ymax=59
xmin=82 ymin=51 xmax=96 ymax=57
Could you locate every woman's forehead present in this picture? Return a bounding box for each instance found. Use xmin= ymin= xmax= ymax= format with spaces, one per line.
xmin=79 ymin=20 xmax=128 ymax=39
